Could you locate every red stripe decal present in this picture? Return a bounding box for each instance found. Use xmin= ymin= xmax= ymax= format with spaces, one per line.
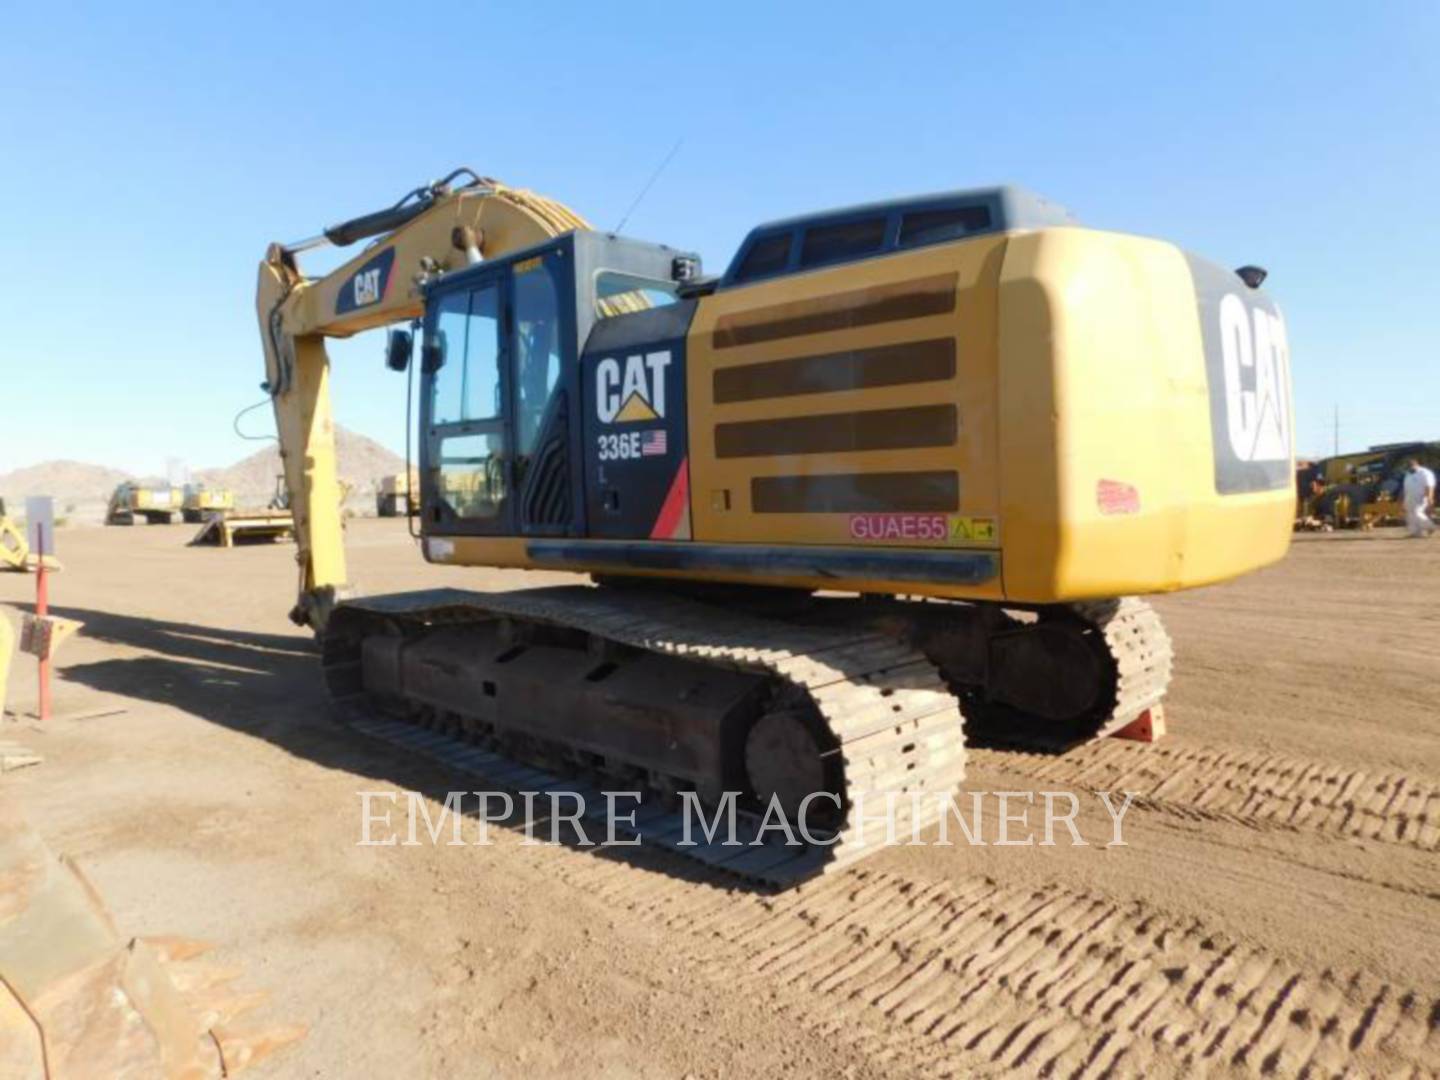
xmin=649 ymin=457 xmax=690 ymax=539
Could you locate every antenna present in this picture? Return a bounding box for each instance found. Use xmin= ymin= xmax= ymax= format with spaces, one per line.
xmin=613 ymin=139 xmax=684 ymax=234
xmin=1333 ymin=404 xmax=1339 ymax=456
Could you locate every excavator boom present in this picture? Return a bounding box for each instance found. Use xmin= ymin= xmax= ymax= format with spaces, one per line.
xmin=256 ymin=171 xmax=591 ymax=628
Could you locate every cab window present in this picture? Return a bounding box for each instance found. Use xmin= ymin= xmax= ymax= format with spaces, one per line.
xmin=733 ymin=233 xmax=792 ymax=282
xmin=435 ymin=432 xmax=506 ymax=521
xmin=799 ymin=217 xmax=886 ymax=268
xmin=594 ymin=270 xmax=678 ymax=319
xmin=513 ymin=260 xmax=564 ymax=461
xmin=430 ymin=284 xmax=502 ymax=425
xmin=898 ymin=205 xmax=991 ymax=248
xmin=428 ymin=281 xmax=505 ymax=523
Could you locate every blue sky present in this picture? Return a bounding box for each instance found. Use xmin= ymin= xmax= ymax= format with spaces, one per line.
xmin=2 ymin=2 xmax=1435 ymax=474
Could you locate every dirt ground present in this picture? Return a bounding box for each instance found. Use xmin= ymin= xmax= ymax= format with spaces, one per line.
xmin=3 ymin=521 xmax=1437 ymax=1078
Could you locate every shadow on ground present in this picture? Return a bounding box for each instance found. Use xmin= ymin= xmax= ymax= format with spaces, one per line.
xmin=39 ymin=603 xmax=765 ymax=893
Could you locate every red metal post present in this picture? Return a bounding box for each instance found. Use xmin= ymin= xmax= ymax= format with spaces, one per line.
xmin=36 ymin=524 xmax=50 ymax=722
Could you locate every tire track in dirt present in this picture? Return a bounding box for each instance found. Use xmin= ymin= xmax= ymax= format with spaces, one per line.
xmin=547 ymin=854 xmax=1440 ymax=1078
xmin=975 ymin=740 xmax=1440 ymax=852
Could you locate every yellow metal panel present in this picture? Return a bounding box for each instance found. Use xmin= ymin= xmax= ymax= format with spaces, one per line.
xmin=0 ymin=517 xmax=26 ymax=571
xmin=271 ymin=334 xmax=347 ymax=605
xmin=424 ymin=536 xmax=531 ymax=568
xmin=687 ymin=237 xmax=1007 ymax=551
xmin=997 ymin=229 xmax=1292 ymax=602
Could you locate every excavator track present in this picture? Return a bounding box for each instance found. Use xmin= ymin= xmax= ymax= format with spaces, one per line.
xmin=321 ymin=586 xmax=968 ymax=887
xmin=319 ymin=586 xmax=1171 ymax=883
xmin=1069 ymin=597 xmax=1173 ymax=738
xmin=877 ymin=594 xmax=1174 ymax=752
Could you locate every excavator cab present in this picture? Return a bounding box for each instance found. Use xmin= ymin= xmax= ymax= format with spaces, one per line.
xmin=415 ymin=232 xmax=696 ymax=542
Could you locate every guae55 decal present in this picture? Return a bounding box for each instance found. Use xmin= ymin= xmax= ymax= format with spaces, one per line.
xmin=848 ymin=514 xmax=996 ymax=544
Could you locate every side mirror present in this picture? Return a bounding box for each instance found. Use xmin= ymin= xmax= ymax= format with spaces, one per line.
xmin=385 ymin=329 xmax=413 ymax=372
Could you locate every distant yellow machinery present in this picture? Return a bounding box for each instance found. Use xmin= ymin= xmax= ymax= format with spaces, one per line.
xmin=1296 ymin=441 xmax=1440 ymax=528
xmin=106 ymin=482 xmax=182 ymax=525
xmin=188 ymin=475 xmax=357 ymax=547
xmin=375 ymin=470 xmax=419 ymax=517
xmin=190 ymin=509 xmax=295 ymax=547
xmin=258 ymin=170 xmax=1294 ymax=882
xmin=0 ymin=498 xmax=60 ymax=573
xmin=181 ymin=482 xmax=235 ymax=523
xmin=0 ymin=498 xmax=28 ymax=572
xmin=189 ymin=476 xmax=296 ymax=547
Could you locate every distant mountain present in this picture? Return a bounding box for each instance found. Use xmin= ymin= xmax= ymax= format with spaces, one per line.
xmin=195 ymin=427 xmax=406 ymax=500
xmin=0 ymin=459 xmax=131 ymax=503
xmin=0 ymin=427 xmax=406 ymax=507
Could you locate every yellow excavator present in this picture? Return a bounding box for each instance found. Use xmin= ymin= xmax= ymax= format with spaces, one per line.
xmin=106 ymin=482 xmax=183 ymax=525
xmin=181 ymin=482 xmax=236 ymax=523
xmin=258 ymin=170 xmax=1294 ymax=883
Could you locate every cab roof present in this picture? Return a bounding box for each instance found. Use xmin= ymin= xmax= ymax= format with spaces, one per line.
xmin=720 ymin=185 xmax=1075 ymax=288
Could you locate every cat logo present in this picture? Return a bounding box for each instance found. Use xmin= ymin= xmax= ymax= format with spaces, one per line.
xmin=353 ymin=268 xmax=381 ymax=307
xmin=1188 ymin=254 xmax=1292 ymax=495
xmin=1218 ymin=293 xmax=1289 ymax=463
xmin=335 ymin=248 xmax=395 ymax=316
xmin=596 ymin=351 xmax=670 ymax=424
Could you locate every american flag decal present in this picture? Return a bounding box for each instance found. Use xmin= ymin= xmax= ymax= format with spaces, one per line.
xmin=641 ymin=429 xmax=668 ymax=456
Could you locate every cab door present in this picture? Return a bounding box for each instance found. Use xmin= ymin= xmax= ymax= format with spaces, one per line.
xmin=421 ymin=245 xmax=579 ymax=538
xmin=422 ymin=271 xmax=514 ymax=534
xmin=508 ymin=250 xmax=578 ymax=535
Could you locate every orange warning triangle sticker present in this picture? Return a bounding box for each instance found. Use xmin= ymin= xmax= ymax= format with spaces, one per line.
xmin=614 ymin=392 xmax=658 ymax=423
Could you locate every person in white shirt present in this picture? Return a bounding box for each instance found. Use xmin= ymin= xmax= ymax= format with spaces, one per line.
xmin=1402 ymin=458 xmax=1437 ymax=538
